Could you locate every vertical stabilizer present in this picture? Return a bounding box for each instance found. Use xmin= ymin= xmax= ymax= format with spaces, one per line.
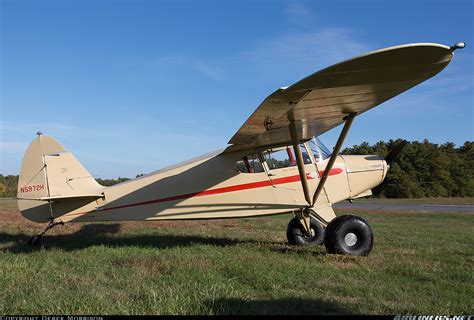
xmin=17 ymin=134 xmax=103 ymax=222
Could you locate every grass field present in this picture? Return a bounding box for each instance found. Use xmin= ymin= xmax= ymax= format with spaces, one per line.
xmin=0 ymin=198 xmax=473 ymax=315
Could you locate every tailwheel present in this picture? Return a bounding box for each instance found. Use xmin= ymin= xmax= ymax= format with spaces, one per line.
xmin=324 ymin=215 xmax=373 ymax=256
xmin=27 ymin=218 xmax=64 ymax=247
xmin=286 ymin=216 xmax=325 ymax=246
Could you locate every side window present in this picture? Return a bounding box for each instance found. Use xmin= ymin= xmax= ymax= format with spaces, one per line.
xmin=234 ymin=153 xmax=264 ymax=173
xmin=264 ymin=145 xmax=312 ymax=170
xmin=264 ymin=147 xmax=295 ymax=170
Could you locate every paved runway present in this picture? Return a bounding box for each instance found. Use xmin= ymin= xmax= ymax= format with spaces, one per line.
xmin=333 ymin=202 xmax=474 ymax=213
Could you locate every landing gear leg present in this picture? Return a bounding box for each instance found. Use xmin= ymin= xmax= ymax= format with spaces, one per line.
xmin=28 ymin=218 xmax=64 ymax=246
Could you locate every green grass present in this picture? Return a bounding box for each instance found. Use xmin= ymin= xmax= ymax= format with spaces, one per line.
xmin=0 ymin=199 xmax=473 ymax=315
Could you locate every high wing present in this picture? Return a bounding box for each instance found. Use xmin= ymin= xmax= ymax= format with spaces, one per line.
xmin=226 ymin=43 xmax=454 ymax=152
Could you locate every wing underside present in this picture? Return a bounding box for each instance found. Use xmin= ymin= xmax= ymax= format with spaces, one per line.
xmin=226 ymin=43 xmax=454 ymax=152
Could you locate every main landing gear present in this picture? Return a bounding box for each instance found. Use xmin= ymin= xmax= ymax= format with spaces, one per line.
xmin=286 ymin=113 xmax=373 ymax=256
xmin=286 ymin=216 xmax=325 ymax=246
xmin=286 ymin=214 xmax=374 ymax=256
xmin=28 ymin=218 xmax=64 ymax=246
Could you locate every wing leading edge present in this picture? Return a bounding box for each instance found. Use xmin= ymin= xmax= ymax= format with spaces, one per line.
xmin=226 ymin=43 xmax=454 ymax=152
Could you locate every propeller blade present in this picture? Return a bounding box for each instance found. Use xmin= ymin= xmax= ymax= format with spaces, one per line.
xmin=385 ymin=140 xmax=407 ymax=165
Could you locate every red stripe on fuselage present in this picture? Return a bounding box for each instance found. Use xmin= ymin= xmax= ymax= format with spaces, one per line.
xmin=76 ymin=168 xmax=343 ymax=215
xmin=320 ymin=168 xmax=343 ymax=176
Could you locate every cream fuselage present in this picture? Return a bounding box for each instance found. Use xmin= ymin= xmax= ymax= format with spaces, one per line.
xmin=19 ymin=139 xmax=387 ymax=224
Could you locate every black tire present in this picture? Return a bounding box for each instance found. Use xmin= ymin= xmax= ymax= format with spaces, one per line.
xmin=28 ymin=235 xmax=42 ymax=246
xmin=286 ymin=217 xmax=325 ymax=246
xmin=324 ymin=215 xmax=373 ymax=256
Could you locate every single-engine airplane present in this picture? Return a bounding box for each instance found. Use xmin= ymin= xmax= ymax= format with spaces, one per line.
xmin=17 ymin=42 xmax=465 ymax=255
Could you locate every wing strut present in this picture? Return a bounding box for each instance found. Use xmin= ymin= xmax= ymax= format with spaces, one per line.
xmin=289 ymin=119 xmax=313 ymax=232
xmin=311 ymin=113 xmax=356 ymax=206
xmin=289 ymin=120 xmax=312 ymax=205
xmin=289 ymin=113 xmax=356 ymax=208
xmin=289 ymin=114 xmax=356 ymax=232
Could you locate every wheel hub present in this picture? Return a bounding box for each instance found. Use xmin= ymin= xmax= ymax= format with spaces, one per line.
xmin=344 ymin=232 xmax=357 ymax=246
xmin=303 ymin=228 xmax=315 ymax=239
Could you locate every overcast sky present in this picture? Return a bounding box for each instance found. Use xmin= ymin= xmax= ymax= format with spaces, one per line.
xmin=1 ymin=0 xmax=473 ymax=178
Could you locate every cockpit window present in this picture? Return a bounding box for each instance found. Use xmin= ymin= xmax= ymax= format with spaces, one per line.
xmin=308 ymin=138 xmax=332 ymax=162
xmin=234 ymin=153 xmax=264 ymax=173
xmin=263 ymin=144 xmax=312 ymax=170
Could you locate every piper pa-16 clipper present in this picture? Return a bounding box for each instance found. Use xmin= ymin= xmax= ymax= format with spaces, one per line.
xmin=17 ymin=42 xmax=465 ymax=255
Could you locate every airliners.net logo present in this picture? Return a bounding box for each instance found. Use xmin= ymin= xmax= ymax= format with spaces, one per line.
xmin=394 ymin=316 xmax=473 ymax=320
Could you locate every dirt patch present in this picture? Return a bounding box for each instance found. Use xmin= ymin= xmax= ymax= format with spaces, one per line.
xmin=0 ymin=199 xmax=38 ymax=230
xmin=328 ymin=256 xmax=362 ymax=270
xmin=112 ymin=255 xmax=173 ymax=275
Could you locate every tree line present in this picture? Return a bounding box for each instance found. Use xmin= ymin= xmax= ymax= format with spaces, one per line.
xmin=1 ymin=140 xmax=472 ymax=198
xmin=341 ymin=139 xmax=473 ymax=198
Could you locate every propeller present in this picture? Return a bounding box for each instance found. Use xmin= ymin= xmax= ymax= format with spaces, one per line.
xmin=372 ymin=140 xmax=408 ymax=196
xmin=385 ymin=140 xmax=407 ymax=165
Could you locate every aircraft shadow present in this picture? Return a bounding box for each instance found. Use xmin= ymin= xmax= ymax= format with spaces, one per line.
xmin=0 ymin=223 xmax=326 ymax=256
xmin=204 ymin=297 xmax=351 ymax=315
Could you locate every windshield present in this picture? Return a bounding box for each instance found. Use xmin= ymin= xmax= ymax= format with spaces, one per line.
xmin=307 ymin=137 xmax=332 ymax=162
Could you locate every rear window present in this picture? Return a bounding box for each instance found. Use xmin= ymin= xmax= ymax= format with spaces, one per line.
xmin=234 ymin=153 xmax=264 ymax=173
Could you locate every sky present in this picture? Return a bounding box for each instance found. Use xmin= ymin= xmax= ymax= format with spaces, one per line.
xmin=1 ymin=0 xmax=473 ymax=178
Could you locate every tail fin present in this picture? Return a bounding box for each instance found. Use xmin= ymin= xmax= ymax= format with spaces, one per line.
xmin=18 ymin=134 xmax=103 ymax=222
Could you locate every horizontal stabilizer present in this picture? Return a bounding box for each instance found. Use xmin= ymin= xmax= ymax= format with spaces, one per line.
xmin=17 ymin=194 xmax=104 ymax=202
